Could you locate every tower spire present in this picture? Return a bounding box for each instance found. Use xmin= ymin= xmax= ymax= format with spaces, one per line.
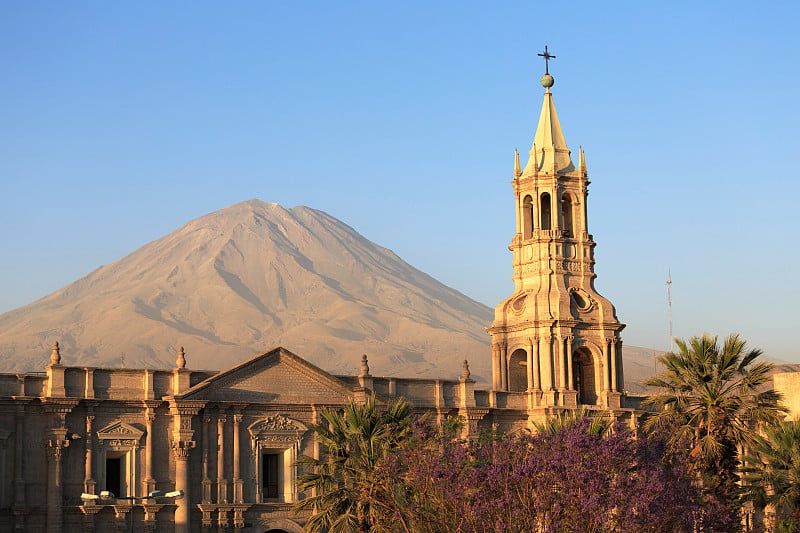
xmin=514 ymin=148 xmax=521 ymax=178
xmin=521 ymin=47 xmax=574 ymax=177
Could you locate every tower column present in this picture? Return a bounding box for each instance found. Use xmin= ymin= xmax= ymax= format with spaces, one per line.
xmin=541 ymin=336 xmax=553 ymax=391
xmin=530 ymin=338 xmax=541 ymax=390
xmin=491 ymin=344 xmax=501 ymax=390
xmin=565 ymin=336 xmax=574 ymax=390
xmin=616 ymin=339 xmax=624 ymax=391
xmin=557 ymin=336 xmax=567 ymax=391
xmin=500 ymin=344 xmax=508 ymax=391
xmin=610 ymin=337 xmax=618 ymax=392
xmin=525 ymin=343 xmax=534 ymax=391
xmin=602 ymin=339 xmax=611 ymax=394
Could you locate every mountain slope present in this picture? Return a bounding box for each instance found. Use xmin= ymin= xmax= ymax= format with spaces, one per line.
xmin=0 ymin=200 xmax=493 ymax=381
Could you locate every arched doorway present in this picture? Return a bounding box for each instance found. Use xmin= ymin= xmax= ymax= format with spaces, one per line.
xmin=572 ymin=348 xmax=598 ymax=405
xmin=508 ymin=348 xmax=528 ymax=392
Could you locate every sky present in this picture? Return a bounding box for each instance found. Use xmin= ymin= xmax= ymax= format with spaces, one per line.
xmin=1 ymin=1 xmax=798 ymax=362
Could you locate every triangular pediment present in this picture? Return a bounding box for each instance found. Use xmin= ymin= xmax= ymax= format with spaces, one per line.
xmin=97 ymin=421 xmax=144 ymax=441
xmin=179 ymin=346 xmax=355 ymax=404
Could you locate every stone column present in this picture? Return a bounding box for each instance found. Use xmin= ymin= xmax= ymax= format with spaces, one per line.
xmin=84 ymin=415 xmax=96 ymax=494
xmin=14 ymin=405 xmax=25 ymax=508
xmin=610 ymin=337 xmax=618 ymax=392
xmin=602 ymin=339 xmax=611 ymax=393
xmin=557 ymin=336 xmax=566 ymax=391
xmin=500 ymin=344 xmax=508 ymax=391
xmin=565 ymin=336 xmax=574 ymax=390
xmin=252 ymin=440 xmax=260 ymax=503
xmin=233 ymin=414 xmax=243 ymax=503
xmin=525 ymin=346 xmax=534 ymax=391
xmin=202 ymin=416 xmax=212 ymax=503
xmin=217 ymin=414 xmax=227 ymax=503
xmin=616 ymin=339 xmax=624 ymax=391
xmin=172 ymin=441 xmax=194 ymax=533
xmin=46 ymin=438 xmax=68 ymax=533
xmin=541 ymin=336 xmax=553 ymax=391
xmin=530 ymin=338 xmax=541 ymax=391
xmin=144 ymin=409 xmax=156 ymax=496
xmin=0 ymin=436 xmax=6 ymax=508
xmin=169 ymin=400 xmax=200 ymax=533
xmin=491 ymin=344 xmax=501 ymax=390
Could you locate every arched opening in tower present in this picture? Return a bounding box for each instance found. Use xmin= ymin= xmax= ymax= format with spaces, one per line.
xmin=540 ymin=193 xmax=551 ymax=230
xmin=561 ymin=193 xmax=573 ymax=236
xmin=522 ymin=195 xmax=534 ymax=239
xmin=573 ymin=348 xmax=598 ymax=405
xmin=508 ymin=348 xmax=528 ymax=392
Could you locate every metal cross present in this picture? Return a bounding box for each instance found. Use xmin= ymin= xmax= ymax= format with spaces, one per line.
xmin=537 ymin=46 xmax=556 ymax=75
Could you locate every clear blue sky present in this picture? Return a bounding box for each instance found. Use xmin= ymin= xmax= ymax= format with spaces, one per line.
xmin=1 ymin=1 xmax=798 ymax=362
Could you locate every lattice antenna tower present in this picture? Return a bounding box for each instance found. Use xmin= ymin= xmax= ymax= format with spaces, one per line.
xmin=666 ymin=270 xmax=673 ymax=351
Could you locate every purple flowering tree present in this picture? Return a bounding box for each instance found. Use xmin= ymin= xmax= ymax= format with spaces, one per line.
xmin=384 ymin=416 xmax=728 ymax=533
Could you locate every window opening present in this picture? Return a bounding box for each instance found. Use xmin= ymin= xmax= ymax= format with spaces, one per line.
xmin=106 ymin=456 xmax=122 ymax=497
xmin=522 ymin=195 xmax=534 ymax=238
xmin=540 ymin=193 xmax=551 ymax=230
xmin=263 ymin=453 xmax=280 ymax=499
xmin=562 ymin=194 xmax=573 ymax=236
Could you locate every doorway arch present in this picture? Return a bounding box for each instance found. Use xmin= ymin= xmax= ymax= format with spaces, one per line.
xmin=508 ymin=348 xmax=528 ymax=392
xmin=258 ymin=517 xmax=303 ymax=533
xmin=573 ymin=348 xmax=598 ymax=405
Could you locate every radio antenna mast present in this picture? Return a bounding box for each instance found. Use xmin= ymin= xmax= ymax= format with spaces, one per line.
xmin=666 ymin=270 xmax=673 ymax=351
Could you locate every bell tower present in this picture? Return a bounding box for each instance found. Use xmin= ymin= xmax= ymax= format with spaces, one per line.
xmin=487 ymin=52 xmax=625 ymax=410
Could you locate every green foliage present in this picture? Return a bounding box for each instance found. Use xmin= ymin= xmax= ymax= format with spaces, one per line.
xmin=643 ymin=333 xmax=786 ymax=520
xmin=742 ymin=419 xmax=800 ymax=531
xmin=532 ymin=407 xmax=614 ymax=436
xmin=293 ymin=396 xmax=412 ymax=533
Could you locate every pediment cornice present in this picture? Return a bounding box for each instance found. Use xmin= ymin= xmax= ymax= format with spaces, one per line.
xmin=178 ymin=347 xmax=354 ymax=402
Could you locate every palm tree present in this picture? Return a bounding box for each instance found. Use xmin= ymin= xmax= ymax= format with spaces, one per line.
xmin=643 ymin=333 xmax=786 ymax=511
xmin=742 ymin=419 xmax=800 ymax=531
xmin=532 ymin=407 xmax=614 ymax=436
xmin=293 ymin=396 xmax=412 ymax=533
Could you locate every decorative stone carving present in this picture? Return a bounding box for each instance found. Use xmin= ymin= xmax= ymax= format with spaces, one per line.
xmin=97 ymin=421 xmax=144 ymax=449
xmin=46 ymin=439 xmax=69 ymax=460
xmin=248 ymin=415 xmax=308 ymax=448
xmin=172 ymin=440 xmax=195 ymax=459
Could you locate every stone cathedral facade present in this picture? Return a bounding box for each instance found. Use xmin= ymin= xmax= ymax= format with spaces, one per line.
xmin=0 ymin=72 xmax=641 ymax=532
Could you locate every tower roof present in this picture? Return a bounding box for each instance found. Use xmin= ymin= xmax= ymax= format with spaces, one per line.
xmin=522 ymin=87 xmax=575 ymax=176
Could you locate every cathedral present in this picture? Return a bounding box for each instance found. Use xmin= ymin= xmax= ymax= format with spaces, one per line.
xmin=0 ymin=67 xmax=642 ymax=532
